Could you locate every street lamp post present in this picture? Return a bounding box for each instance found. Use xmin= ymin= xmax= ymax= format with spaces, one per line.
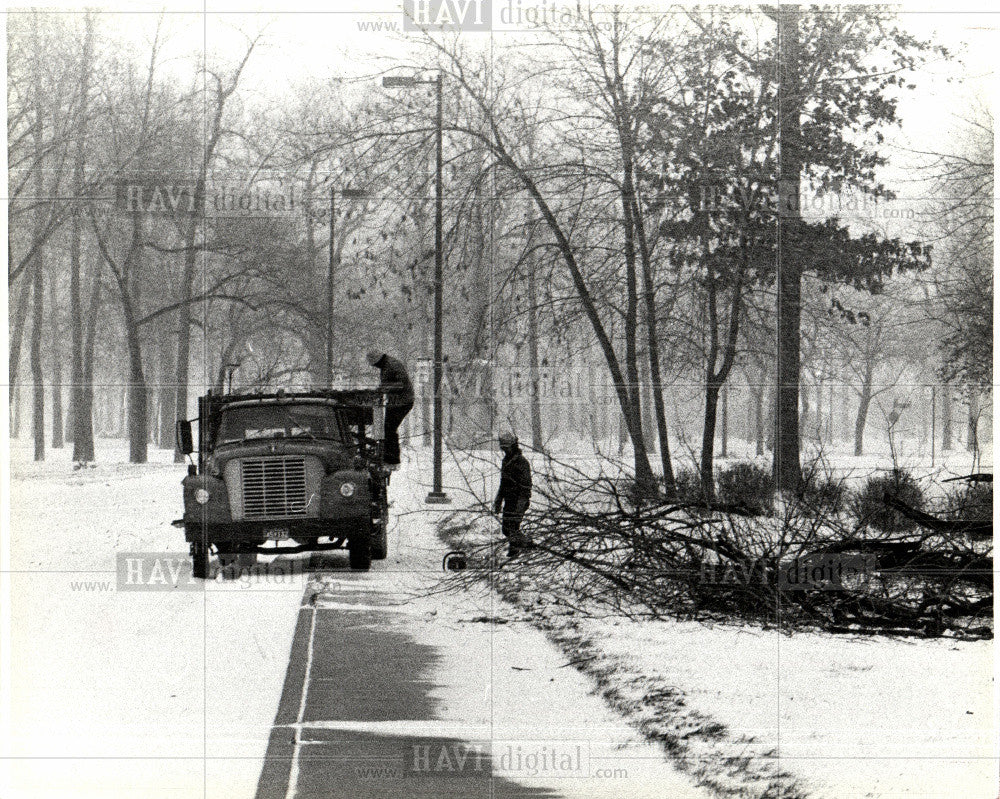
xmin=383 ymin=72 xmax=450 ymax=504
xmin=327 ymin=185 xmax=368 ymax=389
xmin=327 ymin=187 xmax=335 ymax=389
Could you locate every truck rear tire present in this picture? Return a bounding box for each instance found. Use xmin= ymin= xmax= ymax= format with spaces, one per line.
xmin=191 ymin=544 xmax=209 ymax=580
xmin=349 ymin=532 xmax=372 ymax=571
xmin=371 ymin=520 xmax=388 ymax=560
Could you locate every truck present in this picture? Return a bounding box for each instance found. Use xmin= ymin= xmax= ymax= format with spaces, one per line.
xmin=174 ymin=388 xmax=389 ymax=578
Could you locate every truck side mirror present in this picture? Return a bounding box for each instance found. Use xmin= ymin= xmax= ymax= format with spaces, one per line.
xmin=176 ymin=420 xmax=194 ymax=455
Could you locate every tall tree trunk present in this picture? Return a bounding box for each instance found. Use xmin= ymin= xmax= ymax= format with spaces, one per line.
xmin=526 ymin=224 xmax=543 ymax=451
xmin=30 ymin=20 xmax=46 ymax=462
xmin=158 ymin=330 xmax=176 ymax=447
xmin=31 ymin=246 xmax=45 ymax=461
xmin=173 ymin=69 xmax=238 ymax=459
xmin=697 ymin=233 xmax=746 ymax=498
xmin=854 ymin=375 xmax=873 ymax=456
xmin=123 ymin=302 xmax=148 ymax=464
xmin=619 ymin=183 xmax=654 ymax=495
xmin=9 ymin=267 xmax=34 ymax=431
xmin=720 ymin=382 xmax=728 ymax=458
xmin=70 ymin=11 xmax=93 ymax=461
xmin=700 ymin=379 xmax=721 ymax=497
xmin=639 ymin=355 xmax=656 ymax=452
xmin=173 ymin=122 xmax=224 ymax=456
xmin=173 ymin=231 xmax=196 ymax=460
xmin=147 ymin=344 xmax=161 ymax=446
xmin=78 ymin=273 xmax=100 ymax=462
xmin=774 ymin=4 xmax=803 ymax=492
xmin=629 ymin=194 xmax=674 ymax=492
xmin=49 ymin=273 xmax=63 ymax=448
xmin=620 ymin=204 xmax=651 ymax=492
xmin=967 ymin=392 xmax=980 ymax=455
xmin=941 ymin=386 xmax=953 ymax=450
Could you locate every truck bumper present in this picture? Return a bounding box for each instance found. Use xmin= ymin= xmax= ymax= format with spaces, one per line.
xmin=183 ymin=516 xmax=368 ymax=546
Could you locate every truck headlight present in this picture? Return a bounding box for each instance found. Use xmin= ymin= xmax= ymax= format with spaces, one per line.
xmin=340 ymin=482 xmax=356 ymax=498
xmin=195 ymin=488 xmax=211 ymax=505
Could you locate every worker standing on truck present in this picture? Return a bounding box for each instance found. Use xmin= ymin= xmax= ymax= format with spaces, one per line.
xmin=493 ymin=431 xmax=532 ymax=558
xmin=366 ymin=350 xmax=414 ymax=470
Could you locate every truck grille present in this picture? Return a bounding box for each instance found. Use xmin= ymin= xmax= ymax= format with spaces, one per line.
xmin=240 ymin=457 xmax=308 ymax=519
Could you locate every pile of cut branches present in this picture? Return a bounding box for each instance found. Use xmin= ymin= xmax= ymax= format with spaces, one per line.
xmin=439 ymin=455 xmax=992 ymax=639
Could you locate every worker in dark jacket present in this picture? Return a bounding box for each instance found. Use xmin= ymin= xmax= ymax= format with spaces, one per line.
xmin=493 ymin=431 xmax=532 ymax=557
xmin=367 ymin=350 xmax=414 ymax=469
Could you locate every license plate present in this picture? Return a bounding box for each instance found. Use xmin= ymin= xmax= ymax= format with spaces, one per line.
xmin=265 ymin=527 xmax=289 ymax=540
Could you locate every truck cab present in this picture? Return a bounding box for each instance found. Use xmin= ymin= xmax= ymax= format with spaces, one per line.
xmin=175 ymin=389 xmax=389 ymax=577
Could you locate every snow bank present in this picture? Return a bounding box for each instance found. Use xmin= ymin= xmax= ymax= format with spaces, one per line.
xmin=577 ymin=615 xmax=994 ymax=798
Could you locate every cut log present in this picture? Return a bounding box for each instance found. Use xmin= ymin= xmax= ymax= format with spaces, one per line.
xmin=882 ymin=492 xmax=991 ymax=539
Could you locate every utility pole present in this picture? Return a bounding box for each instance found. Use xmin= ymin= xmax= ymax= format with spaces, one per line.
xmin=327 ymin=187 xmax=335 ymax=388
xmin=426 ymin=72 xmax=449 ymax=502
xmin=383 ymin=72 xmax=450 ymax=502
xmin=774 ymin=4 xmax=803 ymax=495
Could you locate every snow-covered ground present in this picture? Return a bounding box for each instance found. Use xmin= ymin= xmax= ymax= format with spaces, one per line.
xmin=565 ymin=613 xmax=994 ymax=799
xmin=4 ymin=437 xmax=995 ymax=798
xmin=4 ymin=439 xmax=304 ymax=799
xmin=437 ymin=445 xmax=996 ymax=799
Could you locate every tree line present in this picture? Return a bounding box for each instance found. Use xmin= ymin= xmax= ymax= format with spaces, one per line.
xmin=8 ymin=6 xmax=992 ymax=495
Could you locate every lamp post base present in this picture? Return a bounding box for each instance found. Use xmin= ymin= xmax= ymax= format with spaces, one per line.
xmin=425 ymin=491 xmax=451 ymax=504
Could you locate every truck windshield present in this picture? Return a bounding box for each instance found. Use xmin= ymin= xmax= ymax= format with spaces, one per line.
xmin=215 ymin=404 xmax=343 ymax=445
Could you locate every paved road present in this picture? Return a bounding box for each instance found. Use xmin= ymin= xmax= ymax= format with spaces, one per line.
xmin=253 ymin=558 xmax=711 ymax=799
xmin=255 ymin=575 xmax=558 ymax=799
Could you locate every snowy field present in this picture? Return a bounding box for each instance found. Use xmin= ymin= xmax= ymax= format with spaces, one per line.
xmin=5 ymin=439 xmax=305 ymax=799
xmin=556 ymin=608 xmax=995 ymax=798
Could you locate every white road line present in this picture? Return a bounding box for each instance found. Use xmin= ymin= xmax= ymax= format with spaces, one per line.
xmin=284 ymin=607 xmax=317 ymax=799
xmin=312 ymin=601 xmax=422 ymax=614
xmin=276 ymin=720 xmax=493 ymax=737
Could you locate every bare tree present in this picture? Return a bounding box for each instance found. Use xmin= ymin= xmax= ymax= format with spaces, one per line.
xmin=69 ymin=11 xmax=96 ymax=462
xmin=826 ymin=292 xmax=912 ymax=456
xmin=172 ymin=34 xmax=259 ymax=460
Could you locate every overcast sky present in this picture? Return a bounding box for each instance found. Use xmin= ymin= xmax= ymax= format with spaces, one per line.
xmin=5 ymin=1 xmax=995 ymax=236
